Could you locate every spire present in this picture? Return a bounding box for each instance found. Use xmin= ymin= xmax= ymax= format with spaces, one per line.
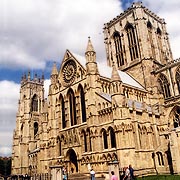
xmin=51 ymin=62 xmax=58 ymax=75
xmin=111 ymin=63 xmax=121 ymax=82
xmin=85 ymin=37 xmax=96 ymax=63
xmin=86 ymin=37 xmax=95 ymax=53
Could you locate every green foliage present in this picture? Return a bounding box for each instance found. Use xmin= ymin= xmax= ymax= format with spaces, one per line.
xmin=136 ymin=175 xmax=180 ymax=180
xmin=0 ymin=157 xmax=11 ymax=176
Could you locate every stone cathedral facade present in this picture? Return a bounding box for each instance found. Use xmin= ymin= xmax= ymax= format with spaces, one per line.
xmin=12 ymin=2 xmax=180 ymax=179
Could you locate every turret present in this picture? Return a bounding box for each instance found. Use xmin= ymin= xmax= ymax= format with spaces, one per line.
xmin=85 ymin=37 xmax=99 ymax=75
xmin=50 ymin=62 xmax=58 ymax=85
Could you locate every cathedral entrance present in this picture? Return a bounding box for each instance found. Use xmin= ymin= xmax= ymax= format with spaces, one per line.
xmin=66 ymin=149 xmax=78 ymax=173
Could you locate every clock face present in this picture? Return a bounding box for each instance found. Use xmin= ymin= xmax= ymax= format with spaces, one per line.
xmin=62 ymin=60 xmax=77 ymax=85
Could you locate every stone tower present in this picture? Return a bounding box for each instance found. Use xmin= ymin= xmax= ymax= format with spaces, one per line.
xmin=103 ymin=2 xmax=173 ymax=91
xmin=12 ymin=72 xmax=45 ymax=175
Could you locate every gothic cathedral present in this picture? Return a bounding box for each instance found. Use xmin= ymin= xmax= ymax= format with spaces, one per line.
xmin=12 ymin=2 xmax=180 ymax=179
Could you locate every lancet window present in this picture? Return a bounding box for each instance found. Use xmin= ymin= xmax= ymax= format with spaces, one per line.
xmin=175 ymin=67 xmax=180 ymax=94
xmin=34 ymin=122 xmax=38 ymax=136
xmin=147 ymin=21 xmax=155 ymax=58
xmin=31 ymin=94 xmax=38 ymax=112
xmin=157 ymin=27 xmax=163 ymax=60
xmin=126 ymin=23 xmax=139 ymax=61
xmin=113 ymin=32 xmax=125 ymax=67
xmin=109 ymin=127 xmax=116 ymax=148
xmin=67 ymin=89 xmax=77 ymax=126
xmin=158 ymin=74 xmax=171 ymax=99
xmin=78 ymin=85 xmax=86 ymax=123
xmin=60 ymin=94 xmax=66 ymax=129
xmin=102 ymin=129 xmax=108 ymax=149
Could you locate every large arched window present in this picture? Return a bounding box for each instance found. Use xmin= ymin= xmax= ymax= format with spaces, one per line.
xmin=175 ymin=67 xmax=180 ymax=94
xmin=126 ymin=23 xmax=139 ymax=61
xmin=109 ymin=127 xmax=116 ymax=148
xmin=34 ymin=122 xmax=38 ymax=136
xmin=78 ymin=85 xmax=86 ymax=123
xmin=102 ymin=129 xmax=108 ymax=149
xmin=113 ymin=32 xmax=125 ymax=67
xmin=60 ymin=95 xmax=66 ymax=128
xmin=32 ymin=94 xmax=38 ymax=112
xmin=158 ymin=74 xmax=171 ymax=99
xmin=67 ymin=89 xmax=76 ymax=126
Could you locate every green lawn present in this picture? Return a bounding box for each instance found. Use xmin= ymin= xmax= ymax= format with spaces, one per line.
xmin=136 ymin=175 xmax=180 ymax=180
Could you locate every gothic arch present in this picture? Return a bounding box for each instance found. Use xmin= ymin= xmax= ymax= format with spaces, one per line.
xmin=60 ymin=94 xmax=66 ymax=128
xmin=113 ymin=31 xmax=125 ymax=67
xmin=169 ymin=106 xmax=180 ymax=128
xmin=77 ymin=84 xmax=86 ymax=123
xmin=81 ymin=129 xmax=87 ymax=152
xmin=66 ymin=148 xmax=78 ymax=173
xmin=86 ymin=128 xmax=92 ymax=152
xmin=175 ymin=66 xmax=180 ymax=94
xmin=157 ymin=73 xmax=171 ymax=99
xmin=31 ymin=94 xmax=38 ymax=112
xmin=108 ymin=126 xmax=116 ymax=148
xmin=125 ymin=22 xmax=139 ymax=61
xmin=67 ymin=88 xmax=77 ymax=126
xmin=57 ymin=136 xmax=62 ymax=156
xmin=101 ymin=128 xmax=108 ymax=149
xmin=34 ymin=122 xmax=38 ymax=137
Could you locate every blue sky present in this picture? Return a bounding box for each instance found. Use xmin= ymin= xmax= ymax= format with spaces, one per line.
xmin=0 ymin=0 xmax=180 ymax=156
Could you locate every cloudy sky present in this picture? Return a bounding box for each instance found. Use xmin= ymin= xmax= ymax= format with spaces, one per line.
xmin=0 ymin=0 xmax=180 ymax=157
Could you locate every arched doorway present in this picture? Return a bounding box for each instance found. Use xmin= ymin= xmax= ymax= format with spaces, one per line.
xmin=66 ymin=149 xmax=78 ymax=173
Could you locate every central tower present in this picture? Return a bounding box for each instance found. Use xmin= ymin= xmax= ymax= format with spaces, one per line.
xmin=103 ymin=2 xmax=173 ymax=90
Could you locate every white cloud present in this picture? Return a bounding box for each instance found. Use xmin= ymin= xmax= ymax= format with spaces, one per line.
xmin=142 ymin=0 xmax=180 ymax=59
xmin=0 ymin=146 xmax=12 ymax=157
xmin=44 ymin=79 xmax=51 ymax=98
xmin=0 ymin=81 xmax=20 ymax=156
xmin=0 ymin=0 xmax=123 ymax=70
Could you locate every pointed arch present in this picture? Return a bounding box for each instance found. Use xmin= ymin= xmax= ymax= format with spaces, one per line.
xmin=31 ymin=94 xmax=38 ymax=112
xmin=34 ymin=122 xmax=38 ymax=136
xmin=81 ymin=129 xmax=87 ymax=152
xmin=57 ymin=136 xmax=62 ymax=156
xmin=67 ymin=88 xmax=77 ymax=126
xmin=175 ymin=67 xmax=180 ymax=94
xmin=169 ymin=106 xmax=180 ymax=128
xmin=108 ymin=126 xmax=116 ymax=148
xmin=101 ymin=128 xmax=108 ymax=149
xmin=147 ymin=21 xmax=155 ymax=58
xmin=125 ymin=23 xmax=139 ymax=61
xmin=113 ymin=31 xmax=125 ymax=67
xmin=157 ymin=27 xmax=163 ymax=60
xmin=157 ymin=73 xmax=171 ymax=99
xmin=78 ymin=84 xmax=86 ymax=123
xmin=60 ymin=94 xmax=66 ymax=128
xmin=86 ymin=128 xmax=92 ymax=152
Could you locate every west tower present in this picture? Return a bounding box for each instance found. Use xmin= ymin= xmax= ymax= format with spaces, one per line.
xmin=12 ymin=72 xmax=45 ymax=175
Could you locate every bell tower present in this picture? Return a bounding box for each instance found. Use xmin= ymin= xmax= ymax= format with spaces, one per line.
xmin=12 ymin=71 xmax=45 ymax=175
xmin=103 ymin=2 xmax=173 ymax=91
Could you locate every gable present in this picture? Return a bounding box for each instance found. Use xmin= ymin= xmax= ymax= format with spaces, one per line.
xmin=58 ymin=50 xmax=86 ymax=88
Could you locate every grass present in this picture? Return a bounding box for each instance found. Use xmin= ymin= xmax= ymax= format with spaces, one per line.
xmin=136 ymin=175 xmax=180 ymax=180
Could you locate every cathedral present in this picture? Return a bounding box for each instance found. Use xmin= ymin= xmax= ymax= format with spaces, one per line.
xmin=12 ymin=2 xmax=180 ymax=179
